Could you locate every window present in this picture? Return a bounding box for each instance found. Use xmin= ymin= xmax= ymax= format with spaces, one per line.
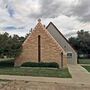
xmin=67 ymin=52 xmax=72 ymax=58
xmin=38 ymin=35 xmax=41 ymax=62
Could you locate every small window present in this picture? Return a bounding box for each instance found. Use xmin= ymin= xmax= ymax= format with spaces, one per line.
xmin=67 ymin=52 xmax=72 ymax=58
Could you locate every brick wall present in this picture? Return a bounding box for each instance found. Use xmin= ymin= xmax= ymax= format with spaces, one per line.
xmin=15 ymin=20 xmax=67 ymax=68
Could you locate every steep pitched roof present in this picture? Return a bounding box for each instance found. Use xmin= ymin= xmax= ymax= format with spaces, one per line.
xmin=22 ymin=20 xmax=65 ymax=53
xmin=46 ymin=22 xmax=77 ymax=53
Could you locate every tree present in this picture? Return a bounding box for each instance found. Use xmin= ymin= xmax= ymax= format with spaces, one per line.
xmin=68 ymin=30 xmax=90 ymax=58
xmin=0 ymin=32 xmax=25 ymax=58
xmin=77 ymin=30 xmax=90 ymax=55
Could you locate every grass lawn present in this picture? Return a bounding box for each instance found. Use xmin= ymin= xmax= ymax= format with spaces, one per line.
xmin=0 ymin=67 xmax=71 ymax=78
xmin=0 ymin=59 xmax=71 ymax=78
xmin=79 ymin=59 xmax=90 ymax=64
xmin=82 ymin=66 xmax=90 ymax=72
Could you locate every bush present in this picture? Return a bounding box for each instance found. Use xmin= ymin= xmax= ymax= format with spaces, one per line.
xmin=21 ymin=62 xmax=59 ymax=68
xmin=0 ymin=59 xmax=14 ymax=68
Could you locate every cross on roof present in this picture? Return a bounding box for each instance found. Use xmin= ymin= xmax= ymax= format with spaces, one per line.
xmin=38 ymin=19 xmax=41 ymax=23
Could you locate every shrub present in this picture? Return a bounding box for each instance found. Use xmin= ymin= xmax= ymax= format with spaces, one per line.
xmin=0 ymin=59 xmax=14 ymax=68
xmin=21 ymin=62 xmax=59 ymax=68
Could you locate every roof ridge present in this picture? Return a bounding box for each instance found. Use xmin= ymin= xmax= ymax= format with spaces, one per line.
xmin=46 ymin=22 xmax=77 ymax=53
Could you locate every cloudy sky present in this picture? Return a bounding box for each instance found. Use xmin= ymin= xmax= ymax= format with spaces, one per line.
xmin=0 ymin=0 xmax=90 ymax=38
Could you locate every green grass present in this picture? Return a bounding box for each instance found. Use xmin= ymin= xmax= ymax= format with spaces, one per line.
xmin=79 ymin=59 xmax=90 ymax=64
xmin=0 ymin=59 xmax=71 ymax=78
xmin=0 ymin=67 xmax=71 ymax=78
xmin=82 ymin=66 xmax=90 ymax=72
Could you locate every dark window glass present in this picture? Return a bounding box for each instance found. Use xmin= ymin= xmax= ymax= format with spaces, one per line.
xmin=67 ymin=52 xmax=72 ymax=58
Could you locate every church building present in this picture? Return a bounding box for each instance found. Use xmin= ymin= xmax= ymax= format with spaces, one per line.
xmin=15 ymin=19 xmax=77 ymax=68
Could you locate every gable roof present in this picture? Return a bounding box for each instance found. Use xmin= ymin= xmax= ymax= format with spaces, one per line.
xmin=46 ymin=22 xmax=77 ymax=53
xmin=22 ymin=20 xmax=65 ymax=53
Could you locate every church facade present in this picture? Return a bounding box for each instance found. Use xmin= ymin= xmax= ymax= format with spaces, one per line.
xmin=15 ymin=19 xmax=77 ymax=68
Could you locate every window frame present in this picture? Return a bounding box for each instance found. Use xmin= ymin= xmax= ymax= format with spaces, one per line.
xmin=67 ymin=52 xmax=72 ymax=58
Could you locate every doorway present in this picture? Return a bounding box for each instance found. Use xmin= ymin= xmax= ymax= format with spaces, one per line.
xmin=61 ymin=52 xmax=63 ymax=68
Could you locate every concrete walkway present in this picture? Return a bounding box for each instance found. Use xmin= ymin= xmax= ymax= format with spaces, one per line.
xmin=68 ymin=64 xmax=90 ymax=84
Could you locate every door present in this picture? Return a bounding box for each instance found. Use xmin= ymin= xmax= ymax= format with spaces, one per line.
xmin=61 ymin=52 xmax=63 ymax=68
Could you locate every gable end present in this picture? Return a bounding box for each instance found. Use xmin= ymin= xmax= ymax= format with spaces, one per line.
xmin=46 ymin=22 xmax=77 ymax=53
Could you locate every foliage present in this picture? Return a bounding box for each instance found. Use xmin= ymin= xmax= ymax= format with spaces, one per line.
xmin=0 ymin=32 xmax=25 ymax=58
xmin=0 ymin=67 xmax=71 ymax=78
xmin=69 ymin=30 xmax=90 ymax=58
xmin=0 ymin=59 xmax=14 ymax=68
xmin=22 ymin=62 xmax=59 ymax=68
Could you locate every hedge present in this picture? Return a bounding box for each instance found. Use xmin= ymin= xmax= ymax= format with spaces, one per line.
xmin=0 ymin=59 xmax=14 ymax=67
xmin=21 ymin=62 xmax=59 ymax=68
xmin=0 ymin=60 xmax=59 ymax=68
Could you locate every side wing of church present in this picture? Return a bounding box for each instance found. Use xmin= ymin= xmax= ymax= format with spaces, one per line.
xmin=15 ymin=20 xmax=67 ymax=68
xmin=46 ymin=22 xmax=77 ymax=64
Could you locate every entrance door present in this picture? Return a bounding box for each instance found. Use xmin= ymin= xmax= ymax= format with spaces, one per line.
xmin=38 ymin=35 xmax=41 ymax=62
xmin=61 ymin=52 xmax=63 ymax=68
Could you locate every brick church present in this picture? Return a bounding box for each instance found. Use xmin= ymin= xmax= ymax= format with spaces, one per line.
xmin=14 ymin=19 xmax=73 ymax=68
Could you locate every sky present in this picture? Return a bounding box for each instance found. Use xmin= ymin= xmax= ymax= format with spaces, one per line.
xmin=0 ymin=0 xmax=90 ymax=38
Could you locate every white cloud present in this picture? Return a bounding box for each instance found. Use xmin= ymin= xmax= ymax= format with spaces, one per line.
xmin=0 ymin=0 xmax=90 ymax=38
xmin=41 ymin=15 xmax=90 ymax=38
